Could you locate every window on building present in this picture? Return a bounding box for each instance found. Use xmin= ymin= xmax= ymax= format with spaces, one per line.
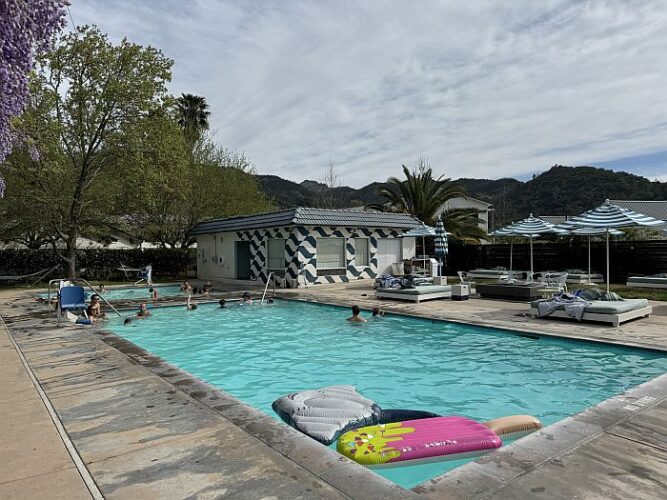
xmin=355 ymin=238 xmax=369 ymax=266
xmin=317 ymin=238 xmax=345 ymax=272
xmin=267 ymin=238 xmax=285 ymax=276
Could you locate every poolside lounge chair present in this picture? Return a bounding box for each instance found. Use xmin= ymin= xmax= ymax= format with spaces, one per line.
xmin=375 ymin=285 xmax=452 ymax=303
xmin=539 ymin=273 xmax=568 ymax=293
xmin=529 ymin=297 xmax=652 ymax=327
xmin=626 ymin=273 xmax=667 ymax=289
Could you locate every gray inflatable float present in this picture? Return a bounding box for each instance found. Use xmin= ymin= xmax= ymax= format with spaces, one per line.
xmin=272 ymin=385 xmax=439 ymax=445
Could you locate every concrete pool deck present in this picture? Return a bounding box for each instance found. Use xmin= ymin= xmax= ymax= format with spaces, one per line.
xmin=1 ymin=282 xmax=666 ymax=499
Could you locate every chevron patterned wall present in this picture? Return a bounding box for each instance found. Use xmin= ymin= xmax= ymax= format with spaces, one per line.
xmin=236 ymin=226 xmax=404 ymax=286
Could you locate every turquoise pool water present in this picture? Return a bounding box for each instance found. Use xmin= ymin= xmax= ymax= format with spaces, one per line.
xmin=106 ymin=300 xmax=667 ymax=488
xmin=42 ymin=285 xmax=182 ymax=301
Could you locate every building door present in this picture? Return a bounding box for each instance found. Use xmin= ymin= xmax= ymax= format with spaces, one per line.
xmin=376 ymin=238 xmax=402 ymax=276
xmin=235 ymin=241 xmax=252 ymax=280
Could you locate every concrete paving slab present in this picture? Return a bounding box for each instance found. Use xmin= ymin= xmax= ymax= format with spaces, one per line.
xmin=0 ymin=367 xmax=38 ymax=404
xmin=487 ymin=433 xmax=667 ymax=500
xmin=87 ymin=427 xmax=348 ymax=500
xmin=50 ymin=377 xmax=227 ymax=463
xmin=0 ymin=398 xmax=78 ymax=484
xmin=608 ymin=399 xmax=667 ymax=451
xmin=0 ymin=468 xmax=92 ymax=500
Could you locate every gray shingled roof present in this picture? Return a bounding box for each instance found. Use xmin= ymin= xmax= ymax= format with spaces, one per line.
xmin=539 ymin=215 xmax=570 ymax=225
xmin=189 ymin=207 xmax=422 ymax=235
xmin=609 ymin=200 xmax=667 ymax=221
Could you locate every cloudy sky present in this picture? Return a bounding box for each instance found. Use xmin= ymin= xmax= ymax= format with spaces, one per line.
xmin=70 ymin=0 xmax=667 ymax=186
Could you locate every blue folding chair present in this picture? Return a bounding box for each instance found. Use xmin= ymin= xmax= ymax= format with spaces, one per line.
xmin=57 ymin=286 xmax=87 ymax=325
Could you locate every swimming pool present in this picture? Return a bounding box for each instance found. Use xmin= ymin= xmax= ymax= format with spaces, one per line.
xmin=106 ymin=300 xmax=667 ymax=488
xmin=42 ymin=284 xmax=183 ymax=301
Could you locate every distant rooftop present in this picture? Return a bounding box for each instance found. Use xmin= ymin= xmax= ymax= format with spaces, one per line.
xmin=610 ymin=200 xmax=667 ymax=221
xmin=190 ymin=207 xmax=422 ymax=235
xmin=539 ymin=215 xmax=570 ymax=225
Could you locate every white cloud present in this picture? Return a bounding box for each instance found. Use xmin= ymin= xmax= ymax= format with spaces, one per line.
xmin=71 ymin=0 xmax=667 ymax=186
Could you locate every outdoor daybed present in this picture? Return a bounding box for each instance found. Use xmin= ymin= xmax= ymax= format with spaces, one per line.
xmin=375 ymin=285 xmax=452 ymax=303
xmin=467 ymin=268 xmax=510 ymax=280
xmin=529 ymin=298 xmax=652 ymax=327
xmin=626 ymin=274 xmax=667 ymax=289
xmin=565 ymin=271 xmax=604 ymax=284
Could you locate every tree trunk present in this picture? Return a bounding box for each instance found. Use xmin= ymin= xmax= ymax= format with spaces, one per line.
xmin=66 ymin=238 xmax=77 ymax=278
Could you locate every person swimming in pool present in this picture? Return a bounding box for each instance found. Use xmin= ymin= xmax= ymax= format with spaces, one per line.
xmin=240 ymin=292 xmax=253 ymax=305
xmin=137 ymin=302 xmax=151 ymax=318
xmin=87 ymin=295 xmax=107 ymax=322
xmin=186 ymin=294 xmax=198 ymax=310
xmin=180 ymin=281 xmax=193 ymax=293
xmin=347 ymin=305 xmax=366 ymax=323
xmin=149 ymin=287 xmax=159 ymax=299
xmin=123 ymin=318 xmax=133 ymax=326
xmin=372 ymin=307 xmax=384 ymax=319
xmin=219 ymin=299 xmax=227 ymax=308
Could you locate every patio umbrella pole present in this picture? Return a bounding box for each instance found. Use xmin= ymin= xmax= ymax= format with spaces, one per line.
xmin=606 ymin=229 xmax=610 ymax=293
xmin=529 ymin=236 xmax=534 ymax=283
xmin=423 ymin=235 xmax=427 ymax=274
xmin=509 ymin=237 xmax=513 ymax=274
xmin=588 ymin=234 xmax=592 ymax=285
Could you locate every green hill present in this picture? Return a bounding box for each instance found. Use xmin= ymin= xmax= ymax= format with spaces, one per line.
xmin=257 ymin=166 xmax=667 ymax=220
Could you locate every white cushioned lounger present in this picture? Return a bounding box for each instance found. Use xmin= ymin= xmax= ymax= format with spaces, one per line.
xmin=626 ymin=276 xmax=667 ymax=289
xmin=375 ymin=285 xmax=451 ymax=303
xmin=566 ymin=273 xmax=604 ymax=284
xmin=467 ymin=269 xmax=509 ymax=280
xmin=529 ymin=298 xmax=652 ymax=327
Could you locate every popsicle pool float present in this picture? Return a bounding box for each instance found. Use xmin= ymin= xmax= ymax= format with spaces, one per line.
xmin=337 ymin=415 xmax=542 ymax=468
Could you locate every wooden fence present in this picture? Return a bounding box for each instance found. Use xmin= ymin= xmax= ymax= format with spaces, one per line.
xmin=446 ymin=240 xmax=667 ymax=282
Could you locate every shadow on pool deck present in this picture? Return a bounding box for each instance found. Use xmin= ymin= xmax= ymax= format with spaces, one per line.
xmin=1 ymin=282 xmax=666 ymax=499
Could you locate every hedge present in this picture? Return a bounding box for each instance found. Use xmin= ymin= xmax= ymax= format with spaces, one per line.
xmin=0 ymin=248 xmax=196 ymax=280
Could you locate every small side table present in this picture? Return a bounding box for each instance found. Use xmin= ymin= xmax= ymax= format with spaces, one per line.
xmin=433 ymin=276 xmax=448 ymax=286
xmin=452 ymin=284 xmax=470 ymax=301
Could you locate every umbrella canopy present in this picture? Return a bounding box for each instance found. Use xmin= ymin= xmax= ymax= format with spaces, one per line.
xmin=402 ymin=224 xmax=437 ymax=238
xmin=434 ymin=216 xmax=448 ymax=276
xmin=565 ymin=200 xmax=665 ymax=291
xmin=494 ymin=215 xmax=567 ymax=280
xmin=489 ymin=226 xmax=541 ymax=275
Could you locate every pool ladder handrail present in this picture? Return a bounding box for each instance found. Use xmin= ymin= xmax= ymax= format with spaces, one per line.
xmin=47 ymin=278 xmax=122 ymax=318
xmin=261 ymin=272 xmax=280 ymax=303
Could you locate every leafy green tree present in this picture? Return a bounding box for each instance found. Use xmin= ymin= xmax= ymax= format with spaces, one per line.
xmin=370 ymin=156 xmax=486 ymax=242
xmin=176 ymin=93 xmax=210 ymax=148
xmin=0 ymin=26 xmax=172 ymax=276
xmin=117 ymin=108 xmax=272 ymax=247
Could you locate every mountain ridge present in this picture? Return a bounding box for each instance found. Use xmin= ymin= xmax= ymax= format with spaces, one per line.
xmin=256 ymin=165 xmax=667 ymax=225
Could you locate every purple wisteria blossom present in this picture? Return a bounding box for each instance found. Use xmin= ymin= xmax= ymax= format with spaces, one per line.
xmin=0 ymin=0 xmax=68 ymax=197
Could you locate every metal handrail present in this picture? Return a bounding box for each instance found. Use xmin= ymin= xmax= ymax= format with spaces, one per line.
xmin=47 ymin=278 xmax=122 ymax=317
xmin=261 ymin=272 xmax=273 ymax=304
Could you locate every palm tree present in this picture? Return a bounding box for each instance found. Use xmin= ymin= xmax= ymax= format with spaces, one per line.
xmin=370 ymin=162 xmax=487 ymax=243
xmin=175 ymin=94 xmax=210 ymax=146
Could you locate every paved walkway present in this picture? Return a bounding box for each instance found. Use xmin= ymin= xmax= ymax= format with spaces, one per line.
xmin=0 ymin=320 xmax=92 ymax=500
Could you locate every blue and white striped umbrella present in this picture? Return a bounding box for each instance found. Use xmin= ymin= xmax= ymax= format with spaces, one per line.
xmin=564 ymin=199 xmax=665 ymax=291
xmin=434 ymin=216 xmax=448 ymax=276
xmin=494 ymin=215 xmax=567 ymax=280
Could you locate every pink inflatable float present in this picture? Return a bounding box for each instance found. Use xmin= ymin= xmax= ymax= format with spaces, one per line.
xmin=337 ymin=415 xmax=538 ymax=468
